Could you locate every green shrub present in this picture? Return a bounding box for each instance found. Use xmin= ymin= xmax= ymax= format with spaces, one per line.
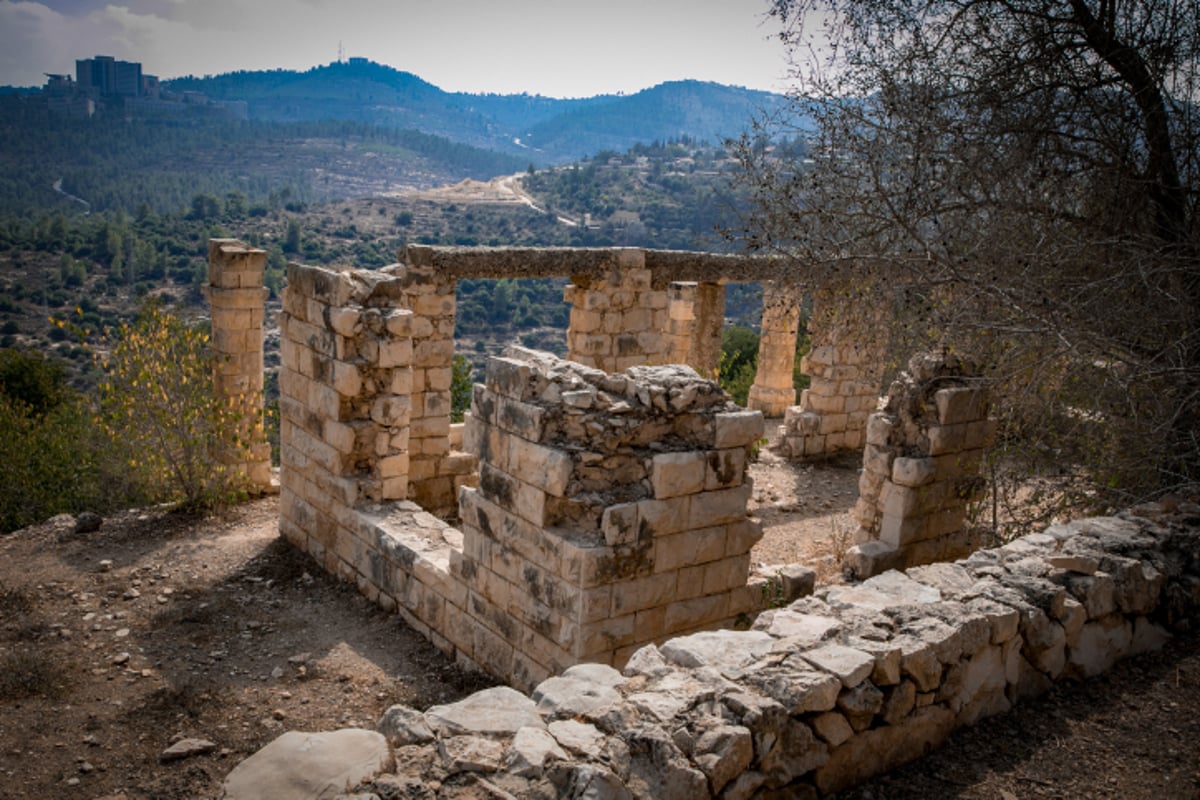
xmin=97 ymin=302 xmax=253 ymax=513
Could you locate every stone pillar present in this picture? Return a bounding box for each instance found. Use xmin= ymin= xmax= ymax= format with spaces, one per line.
xmin=778 ymin=284 xmax=889 ymax=459
xmin=693 ymin=281 xmax=725 ymax=377
xmin=746 ymin=284 xmax=801 ymax=416
xmin=845 ymin=351 xmax=996 ymax=578
xmin=563 ymin=249 xmax=669 ymax=373
xmin=277 ymin=263 xmax=414 ymax=572
xmin=665 ymin=282 xmax=698 ymax=368
xmin=400 ymin=245 xmax=477 ymax=516
xmin=453 ymin=349 xmax=765 ymax=686
xmin=206 ymin=239 xmax=271 ymax=491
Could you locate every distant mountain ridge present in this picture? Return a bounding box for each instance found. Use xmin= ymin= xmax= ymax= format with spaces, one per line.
xmin=165 ymin=60 xmax=785 ymax=163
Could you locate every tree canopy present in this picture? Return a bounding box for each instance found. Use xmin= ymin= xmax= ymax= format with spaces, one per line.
xmin=736 ymin=0 xmax=1199 ymax=509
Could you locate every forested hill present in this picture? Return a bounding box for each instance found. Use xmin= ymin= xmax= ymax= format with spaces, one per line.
xmin=165 ymin=60 xmax=785 ymax=163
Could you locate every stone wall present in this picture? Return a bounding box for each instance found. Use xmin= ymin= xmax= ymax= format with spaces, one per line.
xmin=277 ymin=263 xmax=415 ymax=574
xmin=846 ymin=351 xmax=996 ymax=578
xmin=563 ymin=249 xmax=670 ymax=373
xmin=278 ymin=264 xmax=782 ymax=691
xmin=455 ymin=348 xmax=767 ymax=683
xmin=225 ymin=499 xmax=1200 ymax=799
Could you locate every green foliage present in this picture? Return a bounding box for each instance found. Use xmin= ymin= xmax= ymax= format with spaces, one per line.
xmin=0 ymin=388 xmax=101 ymax=532
xmin=450 ymin=354 xmax=474 ymax=424
xmin=718 ymin=326 xmax=760 ymax=406
xmin=97 ymin=302 xmax=252 ymax=513
xmin=0 ymin=348 xmax=69 ymax=416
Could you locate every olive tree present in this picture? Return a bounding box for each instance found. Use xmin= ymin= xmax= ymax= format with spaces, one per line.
xmin=734 ymin=0 xmax=1199 ymax=521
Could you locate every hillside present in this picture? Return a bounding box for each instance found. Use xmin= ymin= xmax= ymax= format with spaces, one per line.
xmin=164 ymin=60 xmax=786 ymax=163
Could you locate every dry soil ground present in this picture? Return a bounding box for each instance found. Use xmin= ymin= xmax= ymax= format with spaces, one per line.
xmin=1 ymin=447 xmax=1197 ymax=799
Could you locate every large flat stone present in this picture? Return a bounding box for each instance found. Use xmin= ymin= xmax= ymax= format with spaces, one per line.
xmin=221 ymin=729 xmax=391 ymax=800
xmin=826 ymin=570 xmax=942 ymax=611
xmin=425 ymin=686 xmax=545 ymax=737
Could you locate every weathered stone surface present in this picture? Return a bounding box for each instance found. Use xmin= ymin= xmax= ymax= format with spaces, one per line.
xmin=160 ymin=738 xmax=216 ymax=763
xmin=548 ymin=719 xmax=608 ymax=760
xmin=425 ymin=686 xmax=545 ymax=737
xmin=826 ymin=570 xmax=942 ymax=611
xmin=503 ymin=727 xmax=567 ymax=777
xmin=378 ymin=704 xmax=434 ymax=746
xmin=742 ymin=660 xmax=842 ymax=715
xmin=222 ymin=729 xmax=391 ymax=800
xmin=757 ymin=609 xmax=841 ymax=645
xmin=659 ymin=630 xmax=774 ymax=672
xmin=692 ymin=724 xmax=753 ymax=795
xmin=439 ymin=734 xmax=505 ymax=774
xmin=814 ymin=706 xmax=955 ymax=795
xmin=561 ymin=662 xmax=627 ymax=688
xmin=800 ymin=644 xmax=876 ymax=688
xmin=533 ymin=676 xmax=622 ymax=720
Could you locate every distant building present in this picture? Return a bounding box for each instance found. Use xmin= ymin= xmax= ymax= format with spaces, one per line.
xmin=75 ymin=55 xmax=143 ymax=98
xmin=46 ymin=54 xmax=245 ymax=120
xmin=43 ymin=73 xmax=93 ymax=118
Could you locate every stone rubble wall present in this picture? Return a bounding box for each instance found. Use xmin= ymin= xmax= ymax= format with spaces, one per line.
xmin=454 ymin=348 xmax=768 ymax=685
xmin=226 ymin=501 xmax=1200 ymax=799
xmin=778 ymin=285 xmax=888 ymax=460
xmin=563 ymin=250 xmax=671 ymax=373
xmin=205 ymin=239 xmax=272 ymax=489
xmin=847 ymin=351 xmax=997 ymax=578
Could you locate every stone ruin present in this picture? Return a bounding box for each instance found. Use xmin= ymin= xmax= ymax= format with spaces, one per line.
xmin=203 ymin=240 xmax=1199 ymax=798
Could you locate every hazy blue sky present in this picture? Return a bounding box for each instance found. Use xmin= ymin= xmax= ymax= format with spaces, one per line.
xmin=0 ymin=0 xmax=798 ymax=97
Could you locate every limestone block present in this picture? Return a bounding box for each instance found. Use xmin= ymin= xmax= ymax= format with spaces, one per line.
xmin=611 ymin=571 xmax=678 ymax=616
xmin=507 ymin=436 xmax=572 ymax=497
xmin=1067 ymin=613 xmax=1132 ymax=677
xmin=221 ymin=729 xmax=392 ymax=800
xmin=725 ymin=518 xmax=764 ymax=556
xmin=601 ymin=503 xmax=640 ymax=547
xmin=879 ymin=511 xmax=927 ymax=548
xmin=494 ymin=396 xmax=546 ymax=442
xmin=331 ymin=359 xmax=363 ymax=397
xmin=664 ymin=593 xmax=729 ymax=632
xmin=650 ymin=451 xmax=708 ymax=499
xmin=811 ymin=712 xmax=854 ymax=747
xmin=934 ymin=386 xmax=988 ymax=425
xmin=637 ymin=495 xmax=693 ymax=538
xmin=801 ymin=644 xmax=876 ymax=688
xmin=865 ymin=413 xmax=894 ymax=447
xmin=892 ymin=457 xmax=937 ymax=488
xmin=688 ymin=484 xmax=752 ymax=529
xmin=653 ymin=525 xmax=727 ymax=572
xmin=714 ymin=410 xmax=765 ymax=448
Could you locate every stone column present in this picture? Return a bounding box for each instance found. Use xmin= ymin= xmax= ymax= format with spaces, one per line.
xmin=778 ymin=283 xmax=889 ymax=458
xmin=401 ymin=245 xmax=478 ymax=516
xmin=692 ymin=281 xmax=725 ymax=377
xmin=746 ymin=284 xmax=801 ymax=416
xmin=665 ymin=282 xmax=698 ymax=368
xmin=846 ymin=351 xmax=996 ymax=578
xmin=564 ymin=249 xmax=669 ymax=373
xmin=206 ymin=239 xmax=271 ymax=491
